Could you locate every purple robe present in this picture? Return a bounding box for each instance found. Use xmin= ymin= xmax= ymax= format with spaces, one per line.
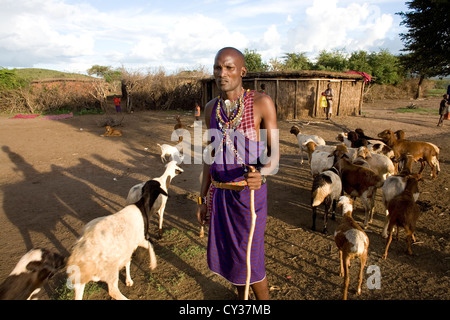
xmin=207 ymin=90 xmax=268 ymax=285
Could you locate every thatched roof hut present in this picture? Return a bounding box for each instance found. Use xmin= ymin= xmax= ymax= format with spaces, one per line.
xmin=201 ymin=70 xmax=366 ymax=120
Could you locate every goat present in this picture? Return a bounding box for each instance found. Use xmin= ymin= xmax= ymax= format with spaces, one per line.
xmin=354 ymin=128 xmax=381 ymax=143
xmin=377 ymin=129 xmax=440 ymax=179
xmin=336 ymin=132 xmax=352 ymax=148
xmin=311 ymin=167 xmax=342 ymax=233
xmin=157 ymin=143 xmax=184 ymax=164
xmin=334 ymin=157 xmax=383 ymax=228
xmin=290 ymin=125 xmax=325 ymax=164
xmin=302 ymin=140 xmax=337 ymax=164
xmin=381 ymin=168 xmax=421 ymax=238
xmin=347 ymin=131 xmax=368 ymax=148
xmin=309 ymin=144 xmax=348 ymax=177
xmin=67 ymin=180 xmax=167 ymax=300
xmin=355 ymin=146 xmax=395 ymax=181
xmin=334 ymin=196 xmax=369 ymax=300
xmin=126 ymin=161 xmax=184 ymax=238
xmin=101 ymin=125 xmax=122 ymax=136
xmin=366 ymin=142 xmax=394 ymax=159
xmin=0 ymin=248 xmax=65 ymax=300
xmin=383 ymin=176 xmax=421 ymax=259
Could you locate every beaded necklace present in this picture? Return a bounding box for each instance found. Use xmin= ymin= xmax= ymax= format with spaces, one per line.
xmin=215 ymin=88 xmax=248 ymax=131
xmin=215 ymin=88 xmax=250 ymax=167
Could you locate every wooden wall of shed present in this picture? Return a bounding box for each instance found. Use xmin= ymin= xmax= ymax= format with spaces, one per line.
xmin=202 ymin=77 xmax=363 ymax=120
xmin=337 ymin=80 xmax=363 ymax=116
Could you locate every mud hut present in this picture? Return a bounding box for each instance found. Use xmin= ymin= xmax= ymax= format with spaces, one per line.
xmin=201 ymin=70 xmax=366 ymax=120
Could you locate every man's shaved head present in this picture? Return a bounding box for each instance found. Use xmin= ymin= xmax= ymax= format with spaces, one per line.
xmin=215 ymin=47 xmax=246 ymax=68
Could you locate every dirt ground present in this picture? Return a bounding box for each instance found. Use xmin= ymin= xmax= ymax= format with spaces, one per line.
xmin=0 ymin=97 xmax=449 ymax=300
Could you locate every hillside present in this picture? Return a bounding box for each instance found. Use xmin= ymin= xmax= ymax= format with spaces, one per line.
xmin=13 ymin=68 xmax=93 ymax=81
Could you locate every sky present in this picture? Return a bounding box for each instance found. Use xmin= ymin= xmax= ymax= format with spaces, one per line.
xmin=0 ymin=0 xmax=409 ymax=75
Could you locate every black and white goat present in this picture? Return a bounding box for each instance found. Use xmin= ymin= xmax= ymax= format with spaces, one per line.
xmin=0 ymin=248 xmax=65 ymax=300
xmin=310 ymin=167 xmax=342 ymax=233
xmin=67 ymin=180 xmax=167 ymax=300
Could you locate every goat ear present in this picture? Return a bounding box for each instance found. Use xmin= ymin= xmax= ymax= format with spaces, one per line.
xmin=159 ymin=187 xmax=168 ymax=197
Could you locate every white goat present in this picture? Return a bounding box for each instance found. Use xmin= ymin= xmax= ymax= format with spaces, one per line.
xmin=309 ymin=144 xmax=348 ymax=177
xmin=157 ymin=143 xmax=184 ymax=164
xmin=67 ymin=180 xmax=167 ymax=300
xmin=290 ymin=125 xmax=325 ymax=164
xmin=126 ymin=161 xmax=183 ymax=238
xmin=355 ymin=146 xmax=395 ymax=182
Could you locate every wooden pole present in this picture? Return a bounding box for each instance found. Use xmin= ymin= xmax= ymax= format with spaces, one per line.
xmin=244 ymin=166 xmax=257 ymax=300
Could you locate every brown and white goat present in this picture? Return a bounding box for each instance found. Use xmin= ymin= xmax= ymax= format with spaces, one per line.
xmin=377 ymin=129 xmax=440 ymax=179
xmin=334 ymin=196 xmax=369 ymax=300
xmin=334 ymin=157 xmax=383 ymax=228
xmin=0 ymin=248 xmax=65 ymax=300
xmin=383 ymin=176 xmax=421 ymax=259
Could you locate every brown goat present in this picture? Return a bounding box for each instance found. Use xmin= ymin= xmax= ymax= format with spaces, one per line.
xmin=383 ymin=176 xmax=421 ymax=259
xmin=334 ymin=157 xmax=383 ymax=228
xmin=377 ymin=129 xmax=440 ymax=179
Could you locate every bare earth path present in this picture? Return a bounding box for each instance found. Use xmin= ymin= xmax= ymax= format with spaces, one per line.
xmin=0 ymin=97 xmax=448 ymax=300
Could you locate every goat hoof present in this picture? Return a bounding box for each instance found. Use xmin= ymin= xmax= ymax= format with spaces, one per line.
xmin=322 ymin=228 xmax=328 ymax=235
xmin=126 ymin=279 xmax=134 ymax=287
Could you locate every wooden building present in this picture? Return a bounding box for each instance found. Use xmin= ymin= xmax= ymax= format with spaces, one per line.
xmin=201 ymin=70 xmax=366 ymax=120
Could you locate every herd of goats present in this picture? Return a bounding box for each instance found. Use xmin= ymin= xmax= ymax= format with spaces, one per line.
xmin=0 ymin=116 xmax=442 ymax=300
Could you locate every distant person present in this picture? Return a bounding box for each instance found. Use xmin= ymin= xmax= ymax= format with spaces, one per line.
xmin=437 ymin=94 xmax=448 ymax=126
xmin=194 ymin=102 xmax=201 ymax=121
xmin=113 ymin=96 xmax=122 ymax=113
xmin=324 ymin=82 xmax=333 ymax=120
xmin=258 ymin=84 xmax=266 ymax=94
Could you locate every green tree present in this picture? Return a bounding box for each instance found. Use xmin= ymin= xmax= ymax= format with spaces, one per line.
xmin=398 ymin=0 xmax=450 ymax=98
xmin=348 ymin=50 xmax=372 ymax=74
xmin=0 ymin=68 xmax=27 ymax=90
xmin=368 ymin=50 xmax=401 ymax=85
xmin=87 ymin=65 xmax=122 ymax=83
xmin=314 ymin=50 xmax=348 ymax=71
xmin=243 ymin=49 xmax=269 ymax=72
xmin=282 ymin=52 xmax=312 ymax=71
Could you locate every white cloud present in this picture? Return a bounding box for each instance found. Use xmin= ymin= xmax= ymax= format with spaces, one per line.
xmin=0 ymin=0 xmax=404 ymax=73
xmin=286 ymin=0 xmax=394 ymax=54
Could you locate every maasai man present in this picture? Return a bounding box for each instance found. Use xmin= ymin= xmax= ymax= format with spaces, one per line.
xmin=196 ymin=47 xmax=278 ymax=300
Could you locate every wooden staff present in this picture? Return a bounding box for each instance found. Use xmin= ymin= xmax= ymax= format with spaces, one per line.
xmin=244 ymin=166 xmax=257 ymax=300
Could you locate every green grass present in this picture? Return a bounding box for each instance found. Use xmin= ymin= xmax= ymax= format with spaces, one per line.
xmin=14 ymin=68 xmax=92 ymax=81
xmin=395 ymin=108 xmax=439 ymax=115
xmin=426 ymin=88 xmax=447 ymax=97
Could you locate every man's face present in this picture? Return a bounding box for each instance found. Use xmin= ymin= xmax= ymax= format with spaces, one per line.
xmin=213 ymin=49 xmax=246 ymax=93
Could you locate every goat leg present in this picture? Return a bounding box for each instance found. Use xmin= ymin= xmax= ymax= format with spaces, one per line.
xmin=125 ymin=260 xmax=133 ymax=286
xmin=357 ymin=253 xmax=367 ymax=295
xmin=311 ymin=206 xmax=317 ymax=231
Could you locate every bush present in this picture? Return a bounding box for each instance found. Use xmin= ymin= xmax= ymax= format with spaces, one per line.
xmin=121 ymin=69 xmax=205 ymax=112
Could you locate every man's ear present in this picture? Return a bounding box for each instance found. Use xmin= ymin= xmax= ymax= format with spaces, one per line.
xmin=241 ymin=67 xmax=247 ymax=77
